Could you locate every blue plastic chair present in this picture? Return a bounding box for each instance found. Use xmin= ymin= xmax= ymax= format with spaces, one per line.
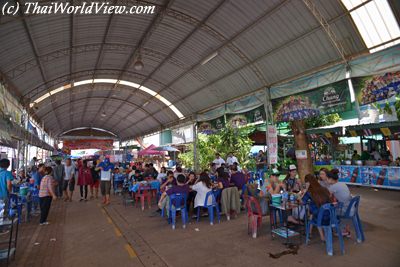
xmin=306 ymin=203 xmax=345 ymax=256
xmin=197 ymin=191 xmax=220 ymax=225
xmin=168 ymin=193 xmax=188 ymax=230
xmin=8 ymin=193 xmax=22 ymax=223
xmin=338 ymin=196 xmax=365 ymax=243
xmin=212 ymin=189 xmax=222 ymax=203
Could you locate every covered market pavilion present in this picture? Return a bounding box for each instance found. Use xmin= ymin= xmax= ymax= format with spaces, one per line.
xmin=0 ymin=0 xmax=400 ymax=266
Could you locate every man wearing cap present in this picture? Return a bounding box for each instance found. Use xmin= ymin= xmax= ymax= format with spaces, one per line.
xmin=283 ymin=165 xmax=301 ymax=193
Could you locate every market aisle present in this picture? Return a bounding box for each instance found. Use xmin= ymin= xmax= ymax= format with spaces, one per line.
xmin=8 ymin=194 xmax=144 ymax=267
xmin=61 ymin=195 xmax=144 ymax=267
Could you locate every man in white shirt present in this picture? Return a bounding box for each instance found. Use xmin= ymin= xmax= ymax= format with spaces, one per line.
xmin=212 ymin=153 xmax=225 ymax=168
xmin=63 ymin=158 xmax=75 ymax=202
xmin=96 ymin=158 xmax=114 ymax=206
xmin=226 ymin=152 xmax=239 ymax=167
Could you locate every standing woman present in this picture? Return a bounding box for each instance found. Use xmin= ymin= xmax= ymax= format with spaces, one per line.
xmin=78 ymin=160 xmax=93 ymax=201
xmin=39 ymin=167 xmax=57 ymax=225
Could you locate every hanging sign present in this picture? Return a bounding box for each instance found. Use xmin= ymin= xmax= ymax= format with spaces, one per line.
xmin=226 ymin=105 xmax=266 ymax=128
xmin=267 ymin=125 xmax=278 ymax=165
xmin=272 ymin=80 xmax=351 ymax=122
xmin=353 ymin=71 xmax=400 ymax=123
xmin=63 ymin=139 xmax=114 ymax=150
xmin=197 ymin=116 xmax=225 ymax=134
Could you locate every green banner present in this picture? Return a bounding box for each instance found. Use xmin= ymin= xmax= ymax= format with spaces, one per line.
xmin=197 ymin=116 xmax=225 ymax=134
xmin=226 ymin=105 xmax=266 ymax=128
xmin=272 ymin=80 xmax=351 ymax=122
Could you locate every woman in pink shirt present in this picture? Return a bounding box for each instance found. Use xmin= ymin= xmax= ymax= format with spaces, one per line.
xmin=39 ymin=167 xmax=57 ymax=225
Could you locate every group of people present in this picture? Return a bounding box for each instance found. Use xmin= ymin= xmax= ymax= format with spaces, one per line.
xmin=255 ymin=165 xmax=353 ymax=241
xmin=0 ymin=156 xmax=122 ymax=225
xmin=156 ymin=160 xmax=248 ymax=221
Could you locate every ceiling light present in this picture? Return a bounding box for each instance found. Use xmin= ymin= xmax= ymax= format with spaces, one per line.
xmin=201 ymin=51 xmax=218 ymax=65
xmin=133 ymin=54 xmax=144 ymax=71
xmin=101 ymin=111 xmax=106 ymax=117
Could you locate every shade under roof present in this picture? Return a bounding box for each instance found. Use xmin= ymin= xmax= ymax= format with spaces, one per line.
xmin=0 ymin=0 xmax=378 ymax=140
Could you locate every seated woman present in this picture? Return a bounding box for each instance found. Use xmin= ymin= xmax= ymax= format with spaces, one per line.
xmin=156 ymin=167 xmax=167 ymax=182
xmin=192 ymin=172 xmax=212 ymax=214
xmin=318 ymin=168 xmax=330 ymax=189
xmin=185 ymin=171 xmax=197 ymax=215
xmin=301 ymin=174 xmax=332 ymax=241
xmin=327 ymin=169 xmax=352 ymax=237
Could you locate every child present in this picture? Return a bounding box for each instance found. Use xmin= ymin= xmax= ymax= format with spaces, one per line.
xmin=39 ymin=166 xmax=57 ymax=225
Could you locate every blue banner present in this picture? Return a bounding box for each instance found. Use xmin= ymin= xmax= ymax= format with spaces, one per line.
xmin=335 ymin=165 xmax=400 ymax=189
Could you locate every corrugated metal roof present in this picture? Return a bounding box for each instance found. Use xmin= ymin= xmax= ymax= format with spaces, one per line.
xmin=0 ymin=0 xmax=370 ymax=140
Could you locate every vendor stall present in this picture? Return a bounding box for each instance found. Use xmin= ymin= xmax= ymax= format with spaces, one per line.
xmin=332 ymin=121 xmax=400 ymax=190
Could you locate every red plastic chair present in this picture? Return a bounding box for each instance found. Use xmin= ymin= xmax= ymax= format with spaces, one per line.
xmin=135 ymin=184 xmax=152 ymax=211
xmin=246 ymin=196 xmax=262 ymax=238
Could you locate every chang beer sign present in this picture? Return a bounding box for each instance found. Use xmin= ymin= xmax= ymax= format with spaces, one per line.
xmin=226 ymin=106 xmax=266 ymax=128
xmin=272 ymin=80 xmax=351 ymax=122
xmin=197 ymin=116 xmax=225 ymax=134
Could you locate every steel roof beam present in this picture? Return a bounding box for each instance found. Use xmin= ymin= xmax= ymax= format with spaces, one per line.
xmin=94 ymin=0 xmax=174 ymax=130
xmin=79 ymin=0 xmax=118 ymax=128
xmin=16 ymin=0 xmax=63 ymax=131
xmin=115 ymin=0 xmax=229 ymax=133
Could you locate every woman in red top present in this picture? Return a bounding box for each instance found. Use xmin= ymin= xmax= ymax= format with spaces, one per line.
xmin=78 ymin=160 xmax=93 ymax=201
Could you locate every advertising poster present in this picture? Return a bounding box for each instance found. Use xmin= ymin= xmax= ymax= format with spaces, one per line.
xmin=387 ymin=168 xmax=400 ymax=187
xmin=226 ymin=105 xmax=266 ymax=128
xmin=197 ymin=116 xmax=225 ymax=134
xmin=267 ymin=125 xmax=278 ymax=165
xmin=335 ymin=165 xmax=400 ymax=189
xmin=63 ymin=139 xmax=114 ymax=151
xmin=272 ymin=80 xmax=351 ymax=122
xmin=353 ymin=71 xmax=400 ymax=123
xmin=337 ymin=165 xmax=360 ymax=183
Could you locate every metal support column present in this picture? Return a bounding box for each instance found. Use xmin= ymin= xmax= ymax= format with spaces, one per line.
xmin=193 ymin=117 xmax=198 ymax=173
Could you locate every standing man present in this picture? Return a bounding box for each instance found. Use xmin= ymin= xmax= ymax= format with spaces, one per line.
xmin=53 ymin=160 xmax=65 ymax=198
xmin=63 ymin=158 xmax=75 ymax=202
xmin=226 ymin=152 xmax=239 ymax=167
xmin=256 ymin=150 xmax=267 ymax=171
xmin=213 ymin=153 xmax=225 ymax=168
xmin=96 ymin=157 xmax=114 ymax=206
xmin=32 ymin=163 xmax=45 ymax=189
xmin=0 ymin=159 xmax=13 ymax=205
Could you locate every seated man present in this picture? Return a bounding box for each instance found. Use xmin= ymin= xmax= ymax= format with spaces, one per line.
xmin=158 ymin=174 xmax=189 ymax=217
xmin=160 ymin=170 xmax=176 ymax=191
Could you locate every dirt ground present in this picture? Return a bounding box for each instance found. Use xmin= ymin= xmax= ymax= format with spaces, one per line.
xmin=6 ymin=186 xmax=400 ymax=267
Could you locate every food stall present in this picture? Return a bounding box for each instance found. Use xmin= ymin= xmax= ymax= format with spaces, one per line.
xmin=333 ymin=121 xmax=400 ymax=190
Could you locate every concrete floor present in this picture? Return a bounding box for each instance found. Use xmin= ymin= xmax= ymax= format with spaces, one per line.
xmin=6 ymin=186 xmax=400 ymax=267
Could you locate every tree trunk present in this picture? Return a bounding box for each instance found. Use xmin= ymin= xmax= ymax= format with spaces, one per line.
xmin=291 ymin=120 xmax=313 ymax=182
